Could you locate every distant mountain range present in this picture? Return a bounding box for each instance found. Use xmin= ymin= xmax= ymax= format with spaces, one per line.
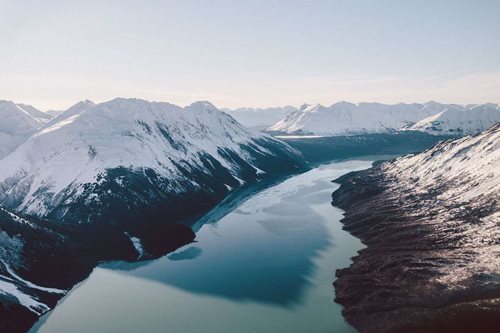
xmin=267 ymin=101 xmax=500 ymax=136
xmin=0 ymin=97 xmax=498 ymax=331
xmin=2 ymin=100 xmax=498 ymax=160
xmin=223 ymin=106 xmax=298 ymax=130
xmin=404 ymin=103 xmax=500 ymax=135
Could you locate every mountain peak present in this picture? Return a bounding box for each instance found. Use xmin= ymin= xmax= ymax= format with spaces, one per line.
xmin=102 ymin=97 xmax=151 ymax=108
xmin=424 ymin=100 xmax=443 ymax=106
xmin=187 ymin=101 xmax=218 ymax=112
xmin=66 ymin=99 xmax=95 ymax=111
xmin=303 ymin=104 xmax=324 ymax=112
xmin=0 ymin=100 xmax=47 ymax=159
xmin=332 ymin=101 xmax=356 ymax=108
xmin=0 ymin=100 xmax=18 ymax=110
xmin=0 ymin=97 xmax=304 ymax=222
xmin=299 ymin=103 xmax=311 ymax=111
xmin=80 ymin=99 xmax=95 ymax=106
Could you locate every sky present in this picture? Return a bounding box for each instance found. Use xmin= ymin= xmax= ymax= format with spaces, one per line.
xmin=1 ymin=0 xmax=500 ymax=110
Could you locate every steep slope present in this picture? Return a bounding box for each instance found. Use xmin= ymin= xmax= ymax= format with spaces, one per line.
xmin=0 ymin=98 xmax=306 ymax=226
xmin=223 ymin=105 xmax=297 ymax=130
xmin=41 ymin=99 xmax=96 ymax=129
xmin=331 ymin=124 xmax=500 ymax=332
xmin=0 ymin=101 xmax=48 ymax=160
xmin=0 ymin=206 xmax=77 ymax=332
xmin=15 ymin=104 xmax=53 ymax=124
xmin=0 ymin=98 xmax=306 ymax=330
xmin=0 ymin=204 xmax=194 ymax=332
xmin=406 ymin=103 xmax=500 ymax=135
xmin=268 ymin=101 xmax=447 ymax=135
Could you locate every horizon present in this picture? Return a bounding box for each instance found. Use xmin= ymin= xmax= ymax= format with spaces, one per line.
xmin=5 ymin=97 xmax=500 ymax=113
xmin=2 ymin=0 xmax=500 ymax=110
xmin=1 ymin=2 xmax=499 ymax=333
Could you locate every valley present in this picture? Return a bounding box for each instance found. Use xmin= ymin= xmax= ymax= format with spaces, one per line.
xmin=30 ymin=159 xmax=373 ymax=333
xmin=0 ymin=97 xmax=498 ymax=333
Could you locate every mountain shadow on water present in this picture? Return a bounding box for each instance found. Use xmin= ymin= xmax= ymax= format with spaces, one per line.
xmin=100 ymin=177 xmax=335 ymax=306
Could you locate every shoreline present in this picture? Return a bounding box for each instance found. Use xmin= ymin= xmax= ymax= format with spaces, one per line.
xmin=30 ymin=160 xmax=372 ymax=333
xmin=331 ymin=164 xmax=500 ymax=333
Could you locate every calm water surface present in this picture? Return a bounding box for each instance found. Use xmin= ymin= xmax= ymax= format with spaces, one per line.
xmin=32 ymin=160 xmax=373 ymax=333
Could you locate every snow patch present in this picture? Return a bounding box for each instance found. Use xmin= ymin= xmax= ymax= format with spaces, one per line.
xmin=125 ymin=232 xmax=144 ymax=259
xmin=0 ymin=278 xmax=49 ymax=314
xmin=0 ymin=207 xmax=37 ymax=228
xmin=0 ymin=259 xmax=66 ymax=294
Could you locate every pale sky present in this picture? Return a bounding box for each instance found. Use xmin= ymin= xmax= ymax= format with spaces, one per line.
xmin=1 ymin=0 xmax=500 ymax=110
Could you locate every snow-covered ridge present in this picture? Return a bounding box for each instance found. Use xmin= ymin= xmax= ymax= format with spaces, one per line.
xmin=0 ymin=101 xmax=53 ymax=160
xmin=15 ymin=104 xmax=53 ymax=123
xmin=0 ymin=98 xmax=302 ymax=222
xmin=41 ymin=99 xmax=96 ymax=129
xmin=384 ymin=123 xmax=500 ymax=206
xmin=377 ymin=123 xmax=500 ymax=294
xmin=330 ymin=124 xmax=500 ymax=332
xmin=268 ymin=101 xmax=499 ymax=136
xmin=404 ymin=103 xmax=500 ymax=135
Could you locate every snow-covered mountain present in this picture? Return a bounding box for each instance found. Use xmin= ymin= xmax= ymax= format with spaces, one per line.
xmin=223 ymin=106 xmax=297 ymax=130
xmin=0 ymin=98 xmax=305 ymax=225
xmin=404 ymin=103 xmax=500 ymax=135
xmin=41 ymin=99 xmax=96 ymax=129
xmin=332 ymin=123 xmax=500 ymax=331
xmin=0 ymin=101 xmax=53 ymax=160
xmin=15 ymin=104 xmax=53 ymax=123
xmin=385 ymin=122 xmax=500 ymax=207
xmin=267 ymin=101 xmax=448 ymax=135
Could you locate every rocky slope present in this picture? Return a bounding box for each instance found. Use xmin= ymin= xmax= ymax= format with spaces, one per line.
xmin=0 ymin=205 xmax=194 ymax=332
xmin=331 ymin=123 xmax=500 ymax=332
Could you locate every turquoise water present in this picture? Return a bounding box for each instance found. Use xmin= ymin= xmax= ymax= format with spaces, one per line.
xmin=31 ymin=160 xmax=373 ymax=333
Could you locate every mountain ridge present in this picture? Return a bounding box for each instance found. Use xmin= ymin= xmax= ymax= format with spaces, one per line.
xmin=0 ymin=101 xmax=53 ymax=160
xmin=331 ymin=123 xmax=500 ymax=332
xmin=268 ymin=101 xmax=500 ymax=136
xmin=0 ymin=98 xmax=306 ymax=224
